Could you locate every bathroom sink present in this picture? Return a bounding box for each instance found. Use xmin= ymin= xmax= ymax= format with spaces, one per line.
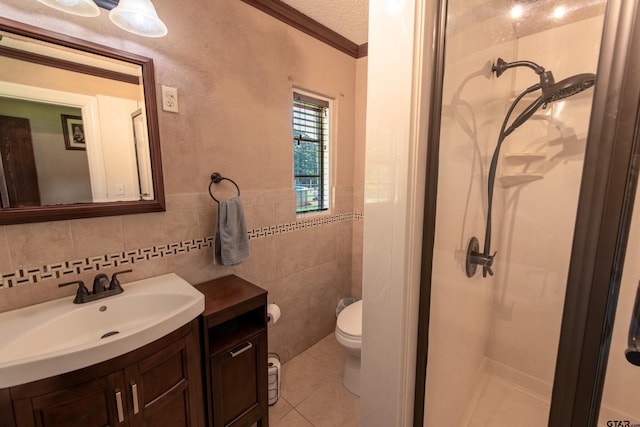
xmin=0 ymin=273 xmax=204 ymax=388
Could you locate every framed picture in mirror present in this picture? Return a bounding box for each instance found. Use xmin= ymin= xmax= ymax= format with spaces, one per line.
xmin=61 ymin=114 xmax=86 ymax=150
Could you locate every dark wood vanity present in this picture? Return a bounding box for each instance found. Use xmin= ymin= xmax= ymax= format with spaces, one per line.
xmin=0 ymin=275 xmax=269 ymax=427
xmin=195 ymin=275 xmax=269 ymax=427
xmin=0 ymin=320 xmax=205 ymax=427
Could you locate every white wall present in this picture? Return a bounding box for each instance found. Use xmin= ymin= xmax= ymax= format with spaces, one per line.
xmin=360 ymin=0 xmax=433 ymax=425
xmin=96 ymin=95 xmax=142 ymax=201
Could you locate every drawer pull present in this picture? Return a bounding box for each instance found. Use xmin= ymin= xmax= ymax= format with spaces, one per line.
xmin=230 ymin=342 xmax=253 ymax=358
xmin=115 ymin=390 xmax=125 ymax=422
xmin=131 ymin=382 xmax=140 ymax=414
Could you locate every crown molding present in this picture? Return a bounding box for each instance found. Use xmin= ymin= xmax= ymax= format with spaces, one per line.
xmin=241 ymin=0 xmax=368 ymax=59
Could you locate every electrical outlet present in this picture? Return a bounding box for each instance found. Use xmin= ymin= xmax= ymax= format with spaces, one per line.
xmin=161 ymin=85 xmax=179 ymax=113
xmin=115 ymin=184 xmax=125 ymax=195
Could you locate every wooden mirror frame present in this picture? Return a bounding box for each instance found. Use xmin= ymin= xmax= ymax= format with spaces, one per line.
xmin=0 ymin=17 xmax=165 ymax=225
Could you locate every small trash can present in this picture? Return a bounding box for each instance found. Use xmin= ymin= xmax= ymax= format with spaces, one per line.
xmin=336 ymin=297 xmax=358 ymax=317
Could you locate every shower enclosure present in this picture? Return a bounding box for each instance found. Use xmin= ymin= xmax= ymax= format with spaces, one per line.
xmin=415 ymin=0 xmax=640 ymax=426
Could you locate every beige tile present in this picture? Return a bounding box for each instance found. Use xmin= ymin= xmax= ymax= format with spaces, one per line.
xmin=242 ymin=198 xmax=276 ymax=231
xmin=70 ymin=216 xmax=124 ymax=258
xmin=272 ymin=410 xmax=313 ymax=427
xmin=296 ymin=373 xmax=360 ymax=427
xmin=196 ymin=206 xmax=217 ymax=238
xmin=273 ymin=190 xmax=297 ymax=225
xmin=265 ymin=261 xmax=344 ymax=362
xmin=122 ymin=212 xmax=166 ymax=250
xmin=230 ymin=237 xmax=276 ymax=286
xmin=164 ymin=209 xmax=200 ymax=243
xmin=165 ymin=192 xmax=210 ymax=212
xmin=0 ymin=227 xmax=13 ymax=273
xmin=269 ymin=396 xmax=294 ymax=425
xmin=273 ymin=225 xmax=337 ymax=278
xmin=280 ymin=351 xmax=335 ymax=407
xmin=306 ymin=333 xmax=346 ymax=375
xmin=6 ymin=221 xmax=75 ymax=268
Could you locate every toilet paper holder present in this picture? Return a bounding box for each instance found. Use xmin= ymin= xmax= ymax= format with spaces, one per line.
xmin=267 ymin=303 xmax=281 ymax=327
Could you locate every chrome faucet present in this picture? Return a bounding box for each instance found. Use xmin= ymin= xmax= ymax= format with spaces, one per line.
xmin=59 ymin=269 xmax=132 ymax=304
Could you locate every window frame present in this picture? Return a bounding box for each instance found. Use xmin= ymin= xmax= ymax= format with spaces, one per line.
xmin=292 ymin=89 xmax=334 ymax=216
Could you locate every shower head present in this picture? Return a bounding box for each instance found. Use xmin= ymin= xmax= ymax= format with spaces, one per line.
xmin=492 ymin=57 xmax=596 ymax=107
xmin=540 ymin=72 xmax=596 ymax=105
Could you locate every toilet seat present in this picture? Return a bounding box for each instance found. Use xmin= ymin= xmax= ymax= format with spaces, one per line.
xmin=336 ymin=300 xmax=362 ymax=340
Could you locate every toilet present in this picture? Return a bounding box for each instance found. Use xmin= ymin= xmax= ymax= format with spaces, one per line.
xmin=335 ymin=299 xmax=362 ymax=396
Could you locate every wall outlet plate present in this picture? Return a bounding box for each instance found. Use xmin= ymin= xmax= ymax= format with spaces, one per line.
xmin=161 ymin=85 xmax=179 ymax=113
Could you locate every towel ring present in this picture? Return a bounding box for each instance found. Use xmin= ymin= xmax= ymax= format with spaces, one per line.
xmin=208 ymin=172 xmax=240 ymax=203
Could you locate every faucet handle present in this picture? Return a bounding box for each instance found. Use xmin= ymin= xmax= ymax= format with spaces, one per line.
xmin=59 ymin=280 xmax=90 ymax=304
xmin=109 ymin=269 xmax=132 ymax=292
xmin=92 ymin=273 xmax=109 ymax=294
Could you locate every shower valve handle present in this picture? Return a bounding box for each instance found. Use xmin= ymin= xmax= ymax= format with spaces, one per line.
xmin=481 ymin=252 xmax=497 ymax=277
xmin=466 ymin=242 xmax=496 ymax=278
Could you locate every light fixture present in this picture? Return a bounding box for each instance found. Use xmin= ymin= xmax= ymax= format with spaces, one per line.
xmin=553 ymin=5 xmax=567 ymax=19
xmin=109 ymin=0 xmax=167 ymax=38
xmin=510 ymin=5 xmax=524 ymax=19
xmin=36 ymin=0 xmax=100 ymax=17
xmin=35 ymin=0 xmax=167 ymax=37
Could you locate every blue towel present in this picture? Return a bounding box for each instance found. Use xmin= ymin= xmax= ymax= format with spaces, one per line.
xmin=214 ymin=197 xmax=250 ymax=265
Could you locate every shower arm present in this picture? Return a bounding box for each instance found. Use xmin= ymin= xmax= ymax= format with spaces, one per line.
xmin=471 ymin=84 xmax=545 ymax=277
xmin=492 ymin=58 xmax=546 ymax=78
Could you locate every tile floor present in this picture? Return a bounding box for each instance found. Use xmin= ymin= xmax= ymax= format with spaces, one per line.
xmin=268 ymin=333 xmax=360 ymax=427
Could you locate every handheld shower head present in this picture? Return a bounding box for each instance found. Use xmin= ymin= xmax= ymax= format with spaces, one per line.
xmin=467 ymin=58 xmax=597 ymax=278
xmin=492 ymin=57 xmax=596 ymax=106
xmin=541 ymin=73 xmax=596 ymax=105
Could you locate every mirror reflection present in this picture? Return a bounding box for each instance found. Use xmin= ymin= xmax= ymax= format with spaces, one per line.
xmin=0 ymin=29 xmax=153 ymax=208
xmin=0 ymin=18 xmax=164 ymax=225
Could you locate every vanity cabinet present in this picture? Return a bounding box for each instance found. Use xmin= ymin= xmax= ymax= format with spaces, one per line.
xmin=0 ymin=320 xmax=205 ymax=427
xmin=195 ymin=275 xmax=269 ymax=427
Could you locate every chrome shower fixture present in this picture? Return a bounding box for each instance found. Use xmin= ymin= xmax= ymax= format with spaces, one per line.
xmin=465 ymin=58 xmax=596 ymax=278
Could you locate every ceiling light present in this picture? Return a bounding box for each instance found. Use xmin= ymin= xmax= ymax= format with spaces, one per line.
xmin=510 ymin=5 xmax=524 ymax=19
xmin=109 ymin=0 xmax=167 ymax=38
xmin=553 ymin=6 xmax=567 ymax=19
xmin=37 ymin=0 xmax=100 ymax=17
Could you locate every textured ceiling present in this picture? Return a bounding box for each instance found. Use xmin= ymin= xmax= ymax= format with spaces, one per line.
xmin=280 ymin=0 xmax=369 ymax=45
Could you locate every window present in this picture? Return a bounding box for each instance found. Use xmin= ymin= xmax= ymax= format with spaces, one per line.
xmin=292 ymin=91 xmax=330 ymax=214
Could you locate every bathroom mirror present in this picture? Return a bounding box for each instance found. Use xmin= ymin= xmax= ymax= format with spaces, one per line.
xmin=0 ymin=17 xmax=164 ymax=225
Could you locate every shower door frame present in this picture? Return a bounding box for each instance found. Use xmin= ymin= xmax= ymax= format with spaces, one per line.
xmin=414 ymin=1 xmax=640 ymax=426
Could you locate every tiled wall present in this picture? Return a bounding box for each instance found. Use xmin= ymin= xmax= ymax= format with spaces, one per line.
xmin=0 ymin=211 xmax=363 ymax=289
xmin=0 ymin=0 xmax=367 ymax=363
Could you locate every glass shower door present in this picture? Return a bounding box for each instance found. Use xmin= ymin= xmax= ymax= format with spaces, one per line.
xmin=422 ymin=1 xmax=606 ymax=425
xmin=598 ymin=178 xmax=640 ymax=426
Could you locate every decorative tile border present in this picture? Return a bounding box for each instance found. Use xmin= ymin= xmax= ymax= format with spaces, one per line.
xmin=0 ymin=212 xmax=364 ymax=289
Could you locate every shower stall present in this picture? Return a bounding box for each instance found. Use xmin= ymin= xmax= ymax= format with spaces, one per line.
xmin=415 ymin=0 xmax=640 ymax=425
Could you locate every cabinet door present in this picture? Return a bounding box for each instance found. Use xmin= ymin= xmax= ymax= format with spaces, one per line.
xmin=127 ymin=334 xmax=203 ymax=427
xmin=13 ymin=372 xmax=126 ymax=427
xmin=211 ymin=332 xmax=267 ymax=427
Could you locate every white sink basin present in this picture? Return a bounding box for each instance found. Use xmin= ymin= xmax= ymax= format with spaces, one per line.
xmin=0 ymin=273 xmax=204 ymax=388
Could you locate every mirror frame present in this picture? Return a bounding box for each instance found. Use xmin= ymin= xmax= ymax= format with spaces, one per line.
xmin=0 ymin=17 xmax=165 ymax=225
